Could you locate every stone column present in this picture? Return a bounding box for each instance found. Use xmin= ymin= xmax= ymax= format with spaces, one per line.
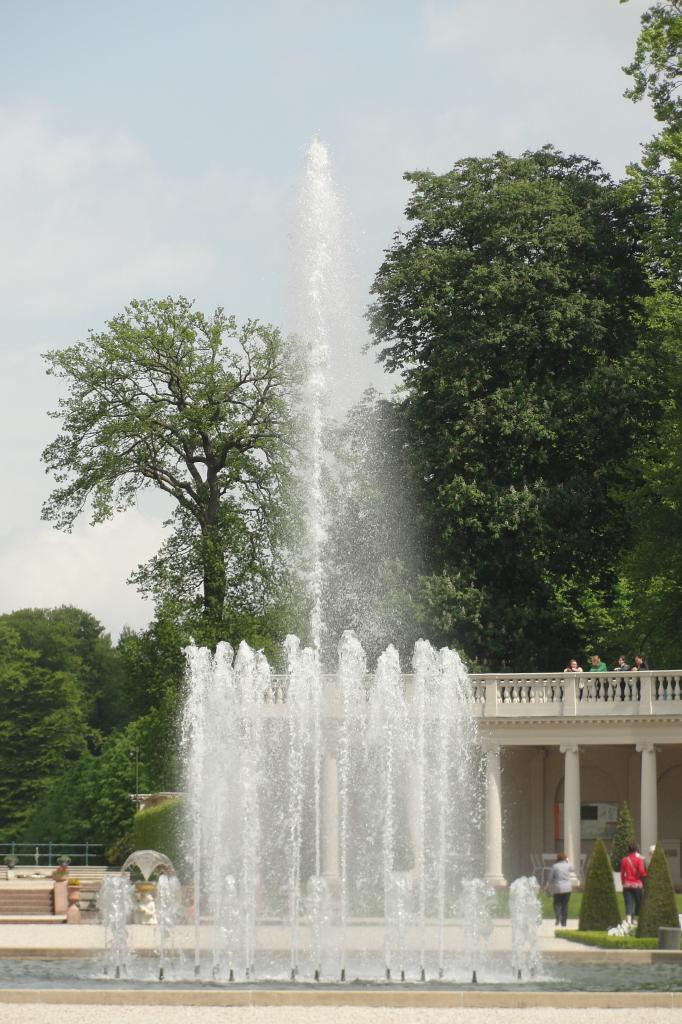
xmin=483 ymin=743 xmax=506 ymax=887
xmin=637 ymin=742 xmax=658 ymax=856
xmin=321 ymin=749 xmax=340 ymax=893
xmin=560 ymin=744 xmax=581 ymax=878
xmin=529 ymin=749 xmax=546 ymax=862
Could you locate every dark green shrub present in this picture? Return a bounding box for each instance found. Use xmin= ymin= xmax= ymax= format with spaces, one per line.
xmin=637 ymin=843 xmax=679 ymax=938
xmin=132 ymin=797 xmax=187 ymax=879
xmin=579 ymin=839 xmax=621 ymax=931
xmin=610 ymin=802 xmax=636 ymax=872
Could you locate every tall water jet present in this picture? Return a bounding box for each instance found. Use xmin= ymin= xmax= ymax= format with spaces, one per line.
xmin=295 ymin=136 xmax=344 ymax=656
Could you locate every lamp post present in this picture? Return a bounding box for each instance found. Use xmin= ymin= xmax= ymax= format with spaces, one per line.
xmin=130 ymin=748 xmax=140 ymax=810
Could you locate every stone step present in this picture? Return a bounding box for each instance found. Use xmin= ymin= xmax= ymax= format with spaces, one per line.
xmin=0 ymin=915 xmax=66 ymax=924
xmin=0 ymin=891 xmax=54 ymax=915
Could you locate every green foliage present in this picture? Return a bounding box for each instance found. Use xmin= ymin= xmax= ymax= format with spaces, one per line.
xmin=42 ymin=297 xmax=295 ymax=629
xmin=579 ymin=839 xmax=622 ymax=932
xmin=0 ymin=605 xmax=127 ymax=733
xmin=19 ymin=716 xmax=155 ymax=849
xmin=637 ymin=843 xmax=680 ymax=937
xmin=555 ymin=929 xmax=659 ymax=949
xmin=0 ymin=622 xmax=90 ymax=839
xmin=368 ymin=148 xmax=661 ymax=668
xmin=611 ymin=803 xmax=637 ymax=871
xmin=132 ymin=798 xmax=186 ymax=879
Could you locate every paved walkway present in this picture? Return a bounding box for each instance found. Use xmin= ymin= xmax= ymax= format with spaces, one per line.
xmin=0 ymin=918 xmax=583 ymax=955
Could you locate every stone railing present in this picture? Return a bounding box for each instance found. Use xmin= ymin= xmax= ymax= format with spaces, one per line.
xmin=467 ymin=670 xmax=682 ymax=717
xmin=264 ymin=670 xmax=682 ymax=718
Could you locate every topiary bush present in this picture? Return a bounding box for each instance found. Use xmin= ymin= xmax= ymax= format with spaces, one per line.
xmin=131 ymin=797 xmax=187 ymax=879
xmin=637 ymin=843 xmax=679 ymax=938
xmin=579 ymin=839 xmax=621 ymax=931
xmin=610 ymin=802 xmax=636 ymax=872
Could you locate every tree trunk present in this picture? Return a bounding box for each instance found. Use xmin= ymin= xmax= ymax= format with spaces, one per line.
xmin=201 ymin=523 xmax=226 ymax=623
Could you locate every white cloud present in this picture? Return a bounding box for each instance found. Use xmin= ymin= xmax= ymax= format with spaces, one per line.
xmin=0 ymin=516 xmax=163 ymax=639
xmin=0 ymin=108 xmax=214 ymax=317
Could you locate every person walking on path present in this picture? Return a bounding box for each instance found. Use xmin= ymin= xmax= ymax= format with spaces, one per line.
xmin=621 ymin=843 xmax=647 ymax=925
xmin=547 ymin=852 xmax=573 ymax=927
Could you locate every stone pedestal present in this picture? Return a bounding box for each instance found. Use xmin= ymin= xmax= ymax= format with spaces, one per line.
xmin=53 ymin=880 xmax=68 ymax=915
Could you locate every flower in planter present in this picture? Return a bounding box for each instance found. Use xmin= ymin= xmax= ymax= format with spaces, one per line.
xmin=67 ymin=878 xmax=80 ymax=887
xmin=3 ymin=855 xmax=18 ymax=869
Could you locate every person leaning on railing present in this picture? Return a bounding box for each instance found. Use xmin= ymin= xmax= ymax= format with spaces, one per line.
xmin=563 ymin=659 xmax=584 ymax=701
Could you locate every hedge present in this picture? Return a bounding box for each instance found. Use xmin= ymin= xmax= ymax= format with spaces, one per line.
xmin=579 ymin=838 xmax=621 ymax=931
xmin=637 ymin=843 xmax=679 ymax=938
xmin=132 ymin=797 xmax=187 ymax=879
xmin=610 ymin=802 xmax=636 ymax=872
xmin=555 ymin=929 xmax=659 ymax=949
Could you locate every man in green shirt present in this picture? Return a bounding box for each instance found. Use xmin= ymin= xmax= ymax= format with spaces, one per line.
xmin=589 ymin=654 xmax=608 ymax=699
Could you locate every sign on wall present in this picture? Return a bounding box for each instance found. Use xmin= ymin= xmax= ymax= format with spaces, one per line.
xmin=554 ymin=802 xmax=619 ymax=840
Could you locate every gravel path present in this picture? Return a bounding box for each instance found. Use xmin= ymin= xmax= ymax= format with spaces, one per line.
xmin=3 ymin=1009 xmax=682 ymax=1024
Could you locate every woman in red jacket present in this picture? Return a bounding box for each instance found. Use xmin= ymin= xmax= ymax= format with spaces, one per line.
xmin=621 ymin=843 xmax=648 ymax=925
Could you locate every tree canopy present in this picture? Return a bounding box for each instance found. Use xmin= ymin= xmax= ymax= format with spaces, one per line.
xmin=368 ymin=148 xmax=662 ymax=668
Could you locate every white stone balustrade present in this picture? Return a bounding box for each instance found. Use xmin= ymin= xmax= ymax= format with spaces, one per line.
xmin=262 ymin=670 xmax=682 ymax=718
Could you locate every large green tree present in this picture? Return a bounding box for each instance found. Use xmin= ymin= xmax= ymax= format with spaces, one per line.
xmin=42 ymin=297 xmax=295 ymax=643
xmin=368 ymin=148 xmax=662 ymax=668
xmin=617 ymin=0 xmax=682 ymax=663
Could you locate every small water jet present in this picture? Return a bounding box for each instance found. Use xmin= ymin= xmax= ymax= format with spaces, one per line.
xmin=509 ymin=876 xmax=543 ymax=981
xmin=457 ymin=878 xmax=495 ymax=984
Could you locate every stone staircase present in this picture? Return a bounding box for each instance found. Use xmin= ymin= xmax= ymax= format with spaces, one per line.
xmin=0 ymin=886 xmax=61 ymax=923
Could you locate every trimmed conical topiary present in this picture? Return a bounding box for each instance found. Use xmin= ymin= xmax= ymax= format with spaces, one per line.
xmin=579 ymin=839 xmax=621 ymax=931
xmin=610 ymin=802 xmax=636 ymax=872
xmin=637 ymin=844 xmax=679 ymax=938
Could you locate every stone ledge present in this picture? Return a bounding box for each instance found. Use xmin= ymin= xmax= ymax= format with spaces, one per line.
xmin=0 ymin=989 xmax=680 ymax=1008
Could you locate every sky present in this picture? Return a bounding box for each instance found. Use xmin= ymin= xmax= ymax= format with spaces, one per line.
xmin=0 ymin=0 xmax=658 ymax=640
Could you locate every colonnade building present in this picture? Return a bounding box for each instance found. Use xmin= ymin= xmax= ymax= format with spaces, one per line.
xmin=472 ymin=670 xmax=682 ymax=887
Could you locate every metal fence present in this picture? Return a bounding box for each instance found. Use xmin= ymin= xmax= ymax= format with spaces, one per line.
xmin=0 ymin=842 xmax=105 ymax=866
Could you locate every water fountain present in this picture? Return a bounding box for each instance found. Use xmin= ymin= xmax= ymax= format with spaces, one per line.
xmin=180 ymin=631 xmax=484 ymax=981
xmin=175 ymin=136 xmax=488 ymax=983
